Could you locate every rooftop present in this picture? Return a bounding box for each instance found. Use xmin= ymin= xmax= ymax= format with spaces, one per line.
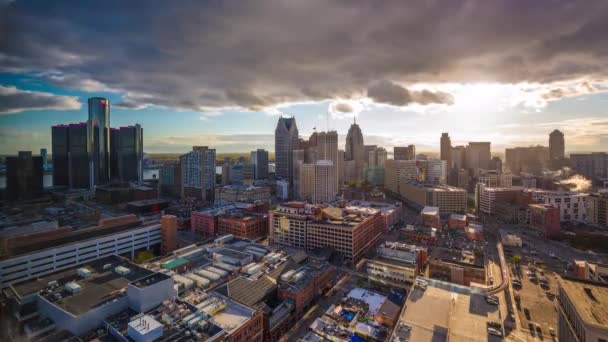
xmin=558 ymin=276 xmax=608 ymax=326
xmin=11 ymin=256 xmax=155 ymax=315
xmin=392 ymin=277 xmax=501 ymax=342
xmin=208 ymin=292 xmax=258 ymax=333
xmin=430 ymin=247 xmax=483 ymax=267
xmin=421 ymin=206 xmax=440 ymax=215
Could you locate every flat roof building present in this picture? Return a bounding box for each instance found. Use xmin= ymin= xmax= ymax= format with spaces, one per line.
xmin=557 ymin=276 xmax=608 ymax=342
xmin=400 ymin=182 xmax=467 ymax=213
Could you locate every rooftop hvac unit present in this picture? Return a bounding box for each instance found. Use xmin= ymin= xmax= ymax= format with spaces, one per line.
xmin=64 ymin=281 xmax=82 ymax=294
xmin=115 ymin=266 xmax=131 ymax=275
xmin=103 ymin=264 xmax=112 ymax=270
xmin=195 ymin=269 xmax=220 ymax=281
xmin=280 ymin=270 xmax=297 ymax=282
xmin=77 ymin=268 xmax=92 ymax=278
xmin=205 ymin=266 xmax=227 ymax=277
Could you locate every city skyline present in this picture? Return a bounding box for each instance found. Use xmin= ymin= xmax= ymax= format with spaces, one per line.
xmin=2 ymin=1 xmax=608 ymax=154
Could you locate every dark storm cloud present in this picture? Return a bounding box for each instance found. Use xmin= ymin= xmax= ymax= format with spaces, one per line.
xmin=367 ymin=81 xmax=454 ymax=106
xmin=0 ymin=86 xmax=81 ymax=114
xmin=2 ymin=0 xmax=608 ymax=110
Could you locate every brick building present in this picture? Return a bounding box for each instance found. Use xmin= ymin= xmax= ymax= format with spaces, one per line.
xmin=528 ymin=204 xmax=561 ymax=238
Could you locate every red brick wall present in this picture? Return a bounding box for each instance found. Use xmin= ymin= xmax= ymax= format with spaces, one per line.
xmin=191 ymin=211 xmax=218 ymax=238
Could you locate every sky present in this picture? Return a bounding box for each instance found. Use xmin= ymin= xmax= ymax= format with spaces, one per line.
xmin=1 ymin=0 xmax=608 ymax=155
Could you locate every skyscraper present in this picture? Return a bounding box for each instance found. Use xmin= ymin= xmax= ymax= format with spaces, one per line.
xmin=394 ymin=145 xmax=415 ymax=160
xmin=68 ymin=122 xmax=90 ymax=189
xmin=181 ymin=146 xmax=216 ymax=201
xmin=52 ymin=124 xmax=69 ymax=187
xmin=275 ymin=117 xmax=299 ymax=185
xmin=440 ymin=133 xmax=452 ymax=169
xmin=40 ymin=148 xmax=48 ymax=171
xmin=549 ymin=129 xmax=565 ymax=161
xmin=345 ymin=120 xmax=365 ymax=180
xmin=250 ymin=149 xmax=269 ymax=179
xmin=316 ymin=131 xmax=339 ymax=187
xmin=6 ymin=151 xmax=43 ymax=201
xmin=313 ymin=160 xmax=337 ymax=204
xmin=87 ymin=97 xmax=111 ymax=187
xmin=118 ymin=124 xmax=144 ymax=182
xmin=110 ymin=128 xmax=120 ymax=180
xmin=465 ymin=142 xmax=491 ymax=176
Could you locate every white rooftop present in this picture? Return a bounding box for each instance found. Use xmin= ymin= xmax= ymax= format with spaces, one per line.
xmin=421 ymin=206 xmax=440 ymax=215
xmin=128 ymin=315 xmax=162 ymax=335
xmin=347 ymin=288 xmax=387 ymax=316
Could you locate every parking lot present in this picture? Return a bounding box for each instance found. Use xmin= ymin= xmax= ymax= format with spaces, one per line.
xmin=510 ymin=264 xmax=558 ymax=341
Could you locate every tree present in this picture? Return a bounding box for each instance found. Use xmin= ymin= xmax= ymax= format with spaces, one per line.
xmin=134 ymin=250 xmax=155 ymax=264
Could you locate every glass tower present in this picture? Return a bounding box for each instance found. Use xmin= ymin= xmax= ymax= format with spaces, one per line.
xmin=88 ymin=97 xmax=110 ymax=187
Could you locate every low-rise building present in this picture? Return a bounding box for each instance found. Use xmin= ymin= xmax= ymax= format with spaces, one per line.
xmin=572 ymin=260 xmax=608 ymax=284
xmin=191 ymin=202 xmax=265 ymax=238
xmin=400 ymin=182 xmax=467 ymax=213
xmin=528 ymin=204 xmax=561 ymax=238
xmin=278 ymin=263 xmax=334 ymax=318
xmin=557 ymin=276 xmax=608 ymax=342
xmin=215 ymin=184 xmax=271 ymax=204
xmin=420 ymin=206 xmax=441 ymax=229
xmin=448 ymin=214 xmax=467 ymax=229
xmin=364 ymin=242 xmax=427 ymax=288
xmin=428 ymin=248 xmax=485 ymax=286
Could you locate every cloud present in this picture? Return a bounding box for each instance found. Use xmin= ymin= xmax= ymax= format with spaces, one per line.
xmin=2 ymin=1 xmax=608 ymax=111
xmin=332 ymin=102 xmax=354 ymax=113
xmin=367 ymin=81 xmax=454 ymax=106
xmin=0 ymin=85 xmax=81 ymax=114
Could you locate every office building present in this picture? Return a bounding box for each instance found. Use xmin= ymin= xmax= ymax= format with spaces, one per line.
xmin=542 ymin=191 xmax=589 ymax=222
xmin=109 ymin=128 xmax=120 ymax=180
xmin=116 ymin=124 xmax=144 ymax=182
xmin=345 ymin=120 xmax=365 ymax=180
xmin=394 ymin=145 xmax=415 ymax=161
xmin=337 ymin=149 xmax=345 ymax=185
xmin=465 ymin=142 xmax=491 ymax=176
xmin=489 ymin=156 xmax=502 ymax=172
xmin=87 ymin=97 xmax=111 ymax=186
xmin=364 ymin=242 xmax=427 ymax=288
xmin=5 ymin=255 xmax=175 ymax=336
xmin=68 ymin=122 xmax=90 ymax=189
xmin=40 ymin=148 xmax=48 ymax=171
xmin=505 ymin=146 xmax=549 ymax=175
xmin=365 ymin=166 xmax=385 ymax=186
xmin=571 ymin=152 xmax=608 ymax=180
xmin=549 ymin=129 xmax=565 ymax=161
xmin=440 ymin=133 xmax=452 ymax=169
xmin=215 ymin=184 xmax=271 ymax=204
xmin=191 ymin=202 xmax=264 ymax=238
xmin=51 ymin=125 xmax=70 ymax=187
xmin=476 ymin=185 xmax=521 ymax=216
xmin=478 ymin=169 xmax=512 ymax=188
xmin=269 ymin=203 xmax=383 ymax=263
xmin=400 ymin=183 xmax=467 ymax=213
xmin=181 ymin=146 xmax=216 ymax=201
xmin=159 ymin=160 xmax=181 ymax=196
xmin=587 ymin=192 xmax=608 ymax=226
xmin=528 ymin=204 xmax=561 ymax=238
xmin=313 ymin=160 xmax=337 ymax=204
xmin=367 ymin=146 xmax=387 ymax=167
xmin=316 ymin=131 xmax=339 ymax=189
xmin=295 ymin=162 xmax=315 ymax=201
xmin=5 ymin=151 xmax=43 ymax=201
xmin=217 ymin=212 xmax=268 ymax=240
xmin=385 ymin=160 xmax=446 ymax=195
xmin=250 ymin=149 xmax=269 ymax=179
xmin=557 ymin=276 xmax=608 ymax=342
xmin=275 ymin=117 xmax=299 ymax=185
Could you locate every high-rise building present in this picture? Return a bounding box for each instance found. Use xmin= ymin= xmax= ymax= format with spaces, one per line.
xmin=313 ymin=160 xmax=337 ymax=204
xmin=275 ymin=117 xmax=299 ymax=185
xmin=505 ymin=146 xmax=549 ymax=175
xmin=68 ymin=122 xmax=90 ymax=189
xmin=451 ymin=145 xmax=466 ymax=170
xmin=317 ymin=131 xmax=339 ymax=187
xmin=117 ymin=124 xmax=143 ymax=182
xmin=394 ymin=145 xmax=415 ymax=160
xmin=465 ymin=142 xmax=491 ymax=176
xmin=40 ymin=148 xmax=48 ymax=171
xmin=440 ymin=133 xmax=452 ymax=169
xmin=160 ymin=160 xmax=181 ymax=196
xmin=6 ymin=151 xmax=43 ymax=200
xmin=345 ymin=120 xmax=365 ymax=180
xmin=87 ymin=97 xmax=111 ymax=187
xmin=367 ymin=146 xmax=387 ymax=167
xmin=109 ymin=128 xmax=120 ymax=180
xmin=385 ymin=159 xmax=446 ymax=195
xmin=51 ymin=124 xmax=69 ymax=187
xmin=557 ymin=276 xmax=608 ymax=342
xmin=250 ymin=149 xmax=269 ymax=179
xmin=181 ymin=146 xmax=216 ymax=201
xmin=571 ymin=153 xmax=608 ymax=180
xmin=338 ymin=149 xmax=345 ymax=185
xmin=296 ymin=163 xmax=315 ymax=201
xmin=478 ymin=169 xmax=512 ymax=188
xmin=490 ymin=156 xmax=502 ymax=172
xmin=549 ymin=129 xmax=565 ymax=161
